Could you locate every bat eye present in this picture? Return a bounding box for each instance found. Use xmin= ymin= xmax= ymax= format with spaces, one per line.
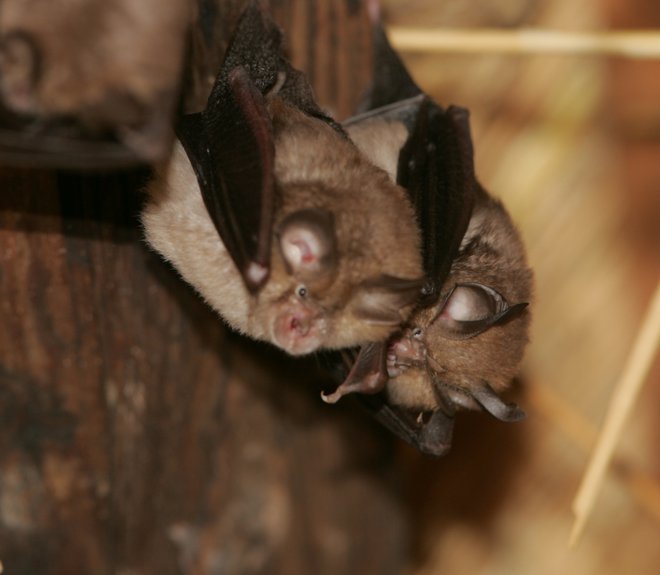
xmin=442 ymin=284 xmax=499 ymax=322
xmin=434 ymin=283 xmax=526 ymax=339
xmin=296 ymin=284 xmax=308 ymax=298
xmin=412 ymin=327 xmax=423 ymax=338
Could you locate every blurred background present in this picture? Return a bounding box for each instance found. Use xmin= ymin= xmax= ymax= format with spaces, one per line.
xmin=0 ymin=0 xmax=658 ymax=573
xmin=381 ymin=0 xmax=660 ymax=573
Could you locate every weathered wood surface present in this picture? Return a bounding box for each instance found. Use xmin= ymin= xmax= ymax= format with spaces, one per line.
xmin=0 ymin=2 xmax=407 ymax=574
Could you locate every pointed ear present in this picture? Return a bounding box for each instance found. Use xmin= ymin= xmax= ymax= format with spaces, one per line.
xmin=348 ymin=275 xmax=424 ymax=325
xmin=278 ymin=209 xmax=337 ymax=279
xmin=177 ymin=65 xmax=275 ymax=293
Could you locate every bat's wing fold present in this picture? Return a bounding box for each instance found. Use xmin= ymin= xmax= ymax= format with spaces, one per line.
xmin=176 ymin=1 xmax=348 ymax=292
xmin=177 ymin=65 xmax=275 ymax=293
xmin=325 ymin=21 xmax=480 ymax=456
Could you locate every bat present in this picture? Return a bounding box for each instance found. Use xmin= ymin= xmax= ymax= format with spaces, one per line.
xmin=141 ymin=1 xmax=425 ymax=356
xmin=0 ymin=0 xmax=190 ymax=166
xmin=381 ymin=184 xmax=532 ymax=446
xmin=320 ymin=6 xmax=533 ymax=456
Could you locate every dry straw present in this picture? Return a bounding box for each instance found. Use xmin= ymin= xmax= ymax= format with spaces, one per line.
xmin=569 ymin=283 xmax=660 ymax=546
xmin=389 ymin=28 xmax=660 ymax=59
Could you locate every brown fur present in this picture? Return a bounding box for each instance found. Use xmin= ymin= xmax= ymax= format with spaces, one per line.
xmin=142 ymin=97 xmax=423 ymax=355
xmin=345 ymin=118 xmax=409 ymax=182
xmin=386 ymin=186 xmax=533 ymax=411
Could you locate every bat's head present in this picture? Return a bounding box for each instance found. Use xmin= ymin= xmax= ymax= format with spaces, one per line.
xmin=386 ymin=191 xmax=532 ymax=420
xmin=243 ymin=107 xmax=425 ymax=356
xmin=250 ymin=204 xmax=424 ymax=356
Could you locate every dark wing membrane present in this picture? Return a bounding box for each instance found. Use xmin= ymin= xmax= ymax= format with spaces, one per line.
xmin=177 ymin=66 xmax=274 ymax=293
xmin=219 ymin=0 xmax=281 ymax=96
xmin=317 ymin=347 xmax=455 ymax=457
xmin=357 ymin=394 xmax=455 ymax=457
xmin=351 ymin=21 xmax=477 ymax=301
xmin=357 ymin=24 xmax=422 ymax=112
xmin=221 ymin=1 xmax=343 ymax=133
xmin=177 ymin=0 xmax=352 ymax=292
xmin=322 ymin=22 xmax=479 ymax=456
xmin=317 ymin=345 xmax=455 ymax=457
xmin=397 ymin=103 xmax=476 ymax=304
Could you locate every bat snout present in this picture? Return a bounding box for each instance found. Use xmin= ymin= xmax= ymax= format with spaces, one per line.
xmin=272 ymin=306 xmax=325 ymax=356
xmin=289 ymin=315 xmax=310 ymax=337
xmin=389 ymin=332 xmax=426 ymax=362
xmin=386 ymin=332 xmax=426 ymax=377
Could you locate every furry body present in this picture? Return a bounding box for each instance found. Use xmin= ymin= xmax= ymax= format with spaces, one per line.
xmin=143 ymin=98 xmax=423 ymax=355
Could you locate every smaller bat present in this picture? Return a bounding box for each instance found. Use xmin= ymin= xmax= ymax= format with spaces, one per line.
xmin=382 ymin=183 xmax=532 ymax=455
xmin=320 ymin=9 xmax=532 ymax=456
xmin=142 ymin=2 xmax=424 ymax=356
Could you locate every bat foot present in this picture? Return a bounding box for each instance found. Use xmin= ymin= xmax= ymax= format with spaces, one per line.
xmin=320 ymin=390 xmax=341 ymax=404
xmin=321 ymin=369 xmax=385 ymax=404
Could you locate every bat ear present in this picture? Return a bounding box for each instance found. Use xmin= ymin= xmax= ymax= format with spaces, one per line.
xmin=178 ymin=65 xmax=276 ymax=293
xmin=435 ymin=283 xmax=528 ymax=339
xmin=278 ymin=209 xmax=338 ymax=280
xmin=349 ymin=275 xmax=424 ymax=325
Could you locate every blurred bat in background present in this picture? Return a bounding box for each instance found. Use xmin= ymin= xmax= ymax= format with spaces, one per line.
xmin=320 ymin=6 xmax=533 ymax=456
xmin=142 ymin=1 xmax=425 ymax=356
xmin=0 ymin=0 xmax=190 ymax=166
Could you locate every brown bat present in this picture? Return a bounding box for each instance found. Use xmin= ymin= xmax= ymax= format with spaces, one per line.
xmin=325 ymin=119 xmax=532 ymax=452
xmin=319 ymin=9 xmax=532 ymax=456
xmin=382 ymin=184 xmax=532 ymax=445
xmin=0 ymin=0 xmax=190 ymax=164
xmin=141 ymin=2 xmax=424 ymax=356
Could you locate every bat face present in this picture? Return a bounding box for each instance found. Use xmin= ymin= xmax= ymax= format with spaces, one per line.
xmin=385 ymin=188 xmax=532 ymax=420
xmin=143 ymin=98 xmax=424 ymax=356
xmin=316 ymin=10 xmax=533 ymax=455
